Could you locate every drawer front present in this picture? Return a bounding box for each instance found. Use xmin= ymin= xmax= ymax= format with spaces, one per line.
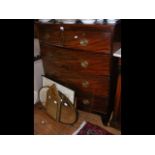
xmin=41 ymin=45 xmax=111 ymax=76
xmin=42 ymin=75 xmax=110 ymax=114
xmin=44 ymin=75 xmax=110 ymax=97
xmin=77 ymin=94 xmax=93 ymax=112
xmin=71 ymin=77 xmax=110 ymax=97
xmin=38 ymin=24 xmax=62 ymax=45
xmin=76 ymin=95 xmax=109 ymax=114
xmin=63 ymin=30 xmax=112 ymax=53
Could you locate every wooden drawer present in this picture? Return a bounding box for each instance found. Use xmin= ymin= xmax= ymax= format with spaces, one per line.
xmin=44 ymin=75 xmax=110 ymax=97
xmin=38 ymin=24 xmax=62 ymax=46
xmin=63 ymin=29 xmax=112 ymax=53
xmin=77 ymin=95 xmax=109 ymax=114
xmin=37 ymin=23 xmax=114 ymax=53
xmin=41 ymin=45 xmax=111 ymax=76
xmin=77 ymin=93 xmax=93 ymax=112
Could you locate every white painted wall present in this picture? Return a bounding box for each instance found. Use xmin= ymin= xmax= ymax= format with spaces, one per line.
xmin=34 ymin=39 xmax=44 ymax=104
xmin=34 ymin=39 xmax=40 ymax=57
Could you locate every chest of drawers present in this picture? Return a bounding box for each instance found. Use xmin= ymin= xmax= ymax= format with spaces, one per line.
xmin=36 ymin=22 xmax=121 ymax=124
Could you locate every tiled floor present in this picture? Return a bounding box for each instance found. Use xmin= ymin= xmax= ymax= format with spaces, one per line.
xmin=34 ymin=103 xmax=121 ymax=135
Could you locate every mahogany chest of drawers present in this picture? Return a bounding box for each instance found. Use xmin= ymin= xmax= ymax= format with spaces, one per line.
xmin=36 ymin=22 xmax=121 ymax=124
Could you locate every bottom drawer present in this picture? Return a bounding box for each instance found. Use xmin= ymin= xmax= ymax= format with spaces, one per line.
xmin=43 ymin=75 xmax=110 ymax=114
xmin=77 ymin=94 xmax=109 ymax=114
xmin=77 ymin=93 xmax=93 ymax=112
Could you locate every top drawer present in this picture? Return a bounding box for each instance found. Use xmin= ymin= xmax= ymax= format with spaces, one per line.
xmin=37 ymin=24 xmax=113 ymax=53
xmin=38 ymin=24 xmax=62 ymax=46
xmin=63 ymin=29 xmax=112 ymax=53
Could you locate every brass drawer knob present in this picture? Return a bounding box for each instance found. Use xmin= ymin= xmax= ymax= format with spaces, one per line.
xmin=80 ymin=39 xmax=88 ymax=46
xmin=82 ymin=99 xmax=90 ymax=105
xmin=82 ymin=81 xmax=89 ymax=88
xmin=81 ymin=60 xmax=89 ymax=68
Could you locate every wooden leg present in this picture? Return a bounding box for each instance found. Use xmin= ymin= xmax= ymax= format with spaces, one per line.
xmin=110 ymin=73 xmax=121 ymax=129
xmin=114 ymin=74 xmax=121 ymax=117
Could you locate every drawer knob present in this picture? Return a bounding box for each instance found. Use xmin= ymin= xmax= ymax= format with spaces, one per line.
xmin=82 ymin=99 xmax=90 ymax=105
xmin=60 ymin=26 xmax=64 ymax=31
xmin=81 ymin=60 xmax=89 ymax=68
xmin=41 ymin=120 xmax=46 ymax=125
xmin=82 ymin=81 xmax=89 ymax=88
xmin=74 ymin=35 xmax=78 ymax=39
xmin=80 ymin=39 xmax=88 ymax=46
